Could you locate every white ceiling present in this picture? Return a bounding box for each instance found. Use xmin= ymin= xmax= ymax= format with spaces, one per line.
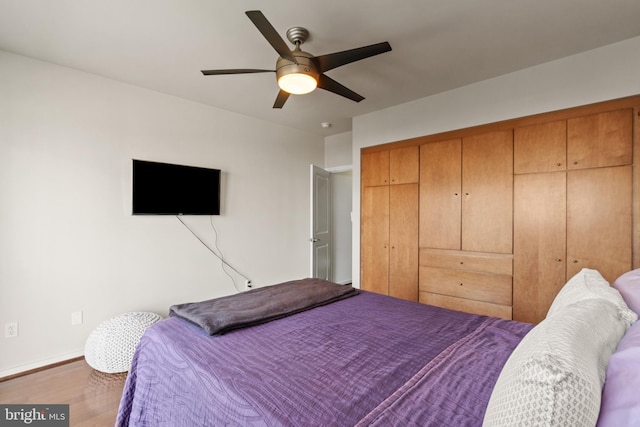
xmin=2 ymin=0 xmax=640 ymax=136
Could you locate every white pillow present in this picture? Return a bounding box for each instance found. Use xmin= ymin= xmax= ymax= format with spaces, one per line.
xmin=483 ymin=299 xmax=630 ymax=427
xmin=547 ymin=268 xmax=636 ymax=326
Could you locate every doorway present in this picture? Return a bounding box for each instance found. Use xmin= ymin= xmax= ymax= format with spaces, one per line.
xmin=310 ymin=165 xmax=352 ymax=284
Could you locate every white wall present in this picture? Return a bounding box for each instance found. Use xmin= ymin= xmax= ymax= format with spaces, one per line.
xmin=351 ymin=36 xmax=640 ymax=288
xmin=324 ymin=131 xmax=353 ymax=168
xmin=0 ymin=50 xmax=324 ymax=377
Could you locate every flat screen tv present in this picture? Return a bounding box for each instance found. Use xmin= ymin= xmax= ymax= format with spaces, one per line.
xmin=132 ymin=159 xmax=221 ymax=215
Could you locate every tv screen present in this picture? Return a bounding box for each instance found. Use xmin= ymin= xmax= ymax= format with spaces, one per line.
xmin=132 ymin=159 xmax=221 ymax=215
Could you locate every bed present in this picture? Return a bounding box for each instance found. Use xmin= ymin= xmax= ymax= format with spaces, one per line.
xmin=116 ymin=271 xmax=640 ymax=426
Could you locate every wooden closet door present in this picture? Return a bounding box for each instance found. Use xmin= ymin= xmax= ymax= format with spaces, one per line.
xmin=419 ymin=139 xmax=462 ymax=249
xmin=390 ymin=146 xmax=419 ymax=184
xmin=362 ymin=151 xmax=390 ymax=186
xmin=514 ymin=120 xmax=567 ymax=174
xmin=389 ymin=184 xmax=419 ymax=301
xmin=361 ymin=185 xmax=390 ymax=295
xmin=567 ymin=166 xmax=633 ymax=283
xmin=567 ymin=109 xmax=633 ymax=170
xmin=513 ymin=172 xmax=567 ymax=324
xmin=462 ymin=130 xmax=513 ymax=254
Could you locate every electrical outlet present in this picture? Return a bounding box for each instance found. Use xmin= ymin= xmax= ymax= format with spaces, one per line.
xmin=245 ymin=280 xmax=252 ymax=290
xmin=5 ymin=321 xmax=18 ymax=338
xmin=71 ymin=311 xmax=83 ymax=326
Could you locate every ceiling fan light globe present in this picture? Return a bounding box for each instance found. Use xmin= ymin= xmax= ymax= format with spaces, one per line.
xmin=276 ymin=51 xmax=319 ymax=95
xmin=278 ymin=73 xmax=317 ymax=94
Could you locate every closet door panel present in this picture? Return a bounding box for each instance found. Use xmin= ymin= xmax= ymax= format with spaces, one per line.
xmin=514 ymin=120 xmax=567 ymax=174
xmin=567 ymin=109 xmax=633 ymax=170
xmin=513 ymin=172 xmax=567 ymax=324
xmin=361 ymin=186 xmax=390 ymax=295
xmin=419 ymin=139 xmax=462 ymax=249
xmin=390 ymin=146 xmax=419 ymax=184
xmin=361 ymin=151 xmax=390 ymax=186
xmin=462 ymin=131 xmax=513 ymax=254
xmin=567 ymin=166 xmax=632 ymax=283
xmin=389 ymin=184 xmax=419 ymax=301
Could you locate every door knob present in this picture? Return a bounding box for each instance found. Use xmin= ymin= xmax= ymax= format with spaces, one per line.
xmin=310 ymin=238 xmax=320 ymax=242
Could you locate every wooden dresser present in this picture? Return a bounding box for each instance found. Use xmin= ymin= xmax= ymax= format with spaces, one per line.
xmin=360 ymin=95 xmax=640 ymax=323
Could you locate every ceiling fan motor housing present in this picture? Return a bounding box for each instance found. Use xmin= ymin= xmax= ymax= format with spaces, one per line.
xmin=276 ymin=50 xmax=319 ymax=94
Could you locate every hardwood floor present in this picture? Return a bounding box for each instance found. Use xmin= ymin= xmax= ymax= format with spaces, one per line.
xmin=0 ymin=358 xmax=127 ymax=426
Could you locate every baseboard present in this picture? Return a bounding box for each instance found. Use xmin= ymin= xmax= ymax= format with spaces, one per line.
xmin=0 ymin=350 xmax=84 ymax=381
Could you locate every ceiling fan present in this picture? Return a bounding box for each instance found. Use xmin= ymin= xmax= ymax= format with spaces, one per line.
xmin=201 ymin=10 xmax=392 ymax=109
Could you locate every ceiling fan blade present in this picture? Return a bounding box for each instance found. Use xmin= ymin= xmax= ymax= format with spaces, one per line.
xmin=201 ymin=69 xmax=274 ymax=75
xmin=317 ymin=74 xmax=365 ymax=103
xmin=273 ymin=90 xmax=290 ymax=109
xmin=246 ymin=10 xmax=298 ymax=64
xmin=314 ymin=41 xmax=392 ymax=73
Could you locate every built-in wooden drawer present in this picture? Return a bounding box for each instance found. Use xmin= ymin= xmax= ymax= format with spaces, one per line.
xmin=419 ymin=292 xmax=512 ymax=320
xmin=419 ymin=248 xmax=513 ymax=275
xmin=419 ymin=266 xmax=513 ymax=306
xmin=418 ymin=248 xmax=513 ymax=319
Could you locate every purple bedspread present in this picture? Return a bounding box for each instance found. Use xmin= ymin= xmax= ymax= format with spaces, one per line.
xmin=117 ymin=291 xmax=532 ymax=426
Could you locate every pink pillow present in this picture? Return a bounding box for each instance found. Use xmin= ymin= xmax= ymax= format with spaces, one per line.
xmin=597 ymin=320 xmax=640 ymax=426
xmin=613 ymin=269 xmax=640 ymax=315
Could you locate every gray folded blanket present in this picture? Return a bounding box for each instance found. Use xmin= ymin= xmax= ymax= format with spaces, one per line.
xmin=169 ymin=278 xmax=359 ymax=335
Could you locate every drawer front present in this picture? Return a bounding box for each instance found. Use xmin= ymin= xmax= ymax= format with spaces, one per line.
xmin=419 ymin=266 xmax=512 ymax=305
xmin=419 ymin=248 xmax=513 ymax=275
xmin=419 ymin=292 xmax=512 ymax=320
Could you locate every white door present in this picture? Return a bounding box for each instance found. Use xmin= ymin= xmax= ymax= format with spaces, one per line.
xmin=310 ymin=165 xmax=331 ymax=280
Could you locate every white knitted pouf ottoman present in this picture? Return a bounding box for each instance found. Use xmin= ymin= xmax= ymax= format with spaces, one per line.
xmin=84 ymin=311 xmax=162 ymax=373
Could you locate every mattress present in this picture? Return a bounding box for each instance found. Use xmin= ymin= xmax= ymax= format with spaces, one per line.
xmin=117 ymin=290 xmax=532 ymax=426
